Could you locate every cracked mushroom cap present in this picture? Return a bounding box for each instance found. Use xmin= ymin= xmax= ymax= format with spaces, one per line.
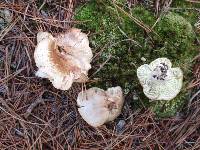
xmin=34 ymin=28 xmax=93 ymax=90
xmin=77 ymin=86 xmax=124 ymax=127
xmin=137 ymin=58 xmax=183 ymax=101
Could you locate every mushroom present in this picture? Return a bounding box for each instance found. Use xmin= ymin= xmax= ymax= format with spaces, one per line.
xmin=34 ymin=28 xmax=93 ymax=90
xmin=137 ymin=58 xmax=183 ymax=101
xmin=77 ymin=86 xmax=124 ymax=127
xmin=0 ymin=9 xmax=12 ymax=30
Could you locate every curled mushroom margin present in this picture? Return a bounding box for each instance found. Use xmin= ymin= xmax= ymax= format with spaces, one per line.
xmin=77 ymin=86 xmax=124 ymax=127
xmin=137 ymin=58 xmax=183 ymax=101
xmin=34 ymin=28 xmax=93 ymax=90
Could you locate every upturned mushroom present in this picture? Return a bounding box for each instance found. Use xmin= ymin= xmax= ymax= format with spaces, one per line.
xmin=77 ymin=86 xmax=124 ymax=127
xmin=137 ymin=58 xmax=183 ymax=101
xmin=34 ymin=28 xmax=93 ymax=90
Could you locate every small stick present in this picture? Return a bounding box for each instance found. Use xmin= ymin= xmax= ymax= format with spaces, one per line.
xmin=90 ymin=54 xmax=112 ymax=77
xmin=25 ymin=98 xmax=51 ymax=118
xmin=186 ymin=0 xmax=200 ymax=3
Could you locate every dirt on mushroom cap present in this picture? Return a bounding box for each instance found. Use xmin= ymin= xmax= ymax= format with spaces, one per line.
xmin=34 ymin=28 xmax=93 ymax=90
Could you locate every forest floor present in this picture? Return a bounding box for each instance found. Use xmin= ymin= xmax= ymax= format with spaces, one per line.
xmin=0 ymin=0 xmax=200 ymax=149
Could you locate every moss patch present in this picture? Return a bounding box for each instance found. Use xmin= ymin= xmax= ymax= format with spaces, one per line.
xmin=74 ymin=0 xmax=198 ymax=117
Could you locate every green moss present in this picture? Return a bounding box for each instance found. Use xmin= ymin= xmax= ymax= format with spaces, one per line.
xmin=74 ymin=0 xmax=198 ymax=117
xmin=75 ymin=2 xmax=102 ymax=31
xmin=150 ymin=83 xmax=189 ymax=117
xmin=154 ymin=12 xmax=196 ymax=72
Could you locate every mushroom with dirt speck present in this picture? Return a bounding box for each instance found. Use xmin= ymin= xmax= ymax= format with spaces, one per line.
xmin=34 ymin=28 xmax=93 ymax=90
xmin=137 ymin=58 xmax=183 ymax=101
xmin=77 ymin=86 xmax=124 ymax=127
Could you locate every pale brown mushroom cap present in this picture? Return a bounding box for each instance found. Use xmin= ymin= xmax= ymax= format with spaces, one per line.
xmin=77 ymin=86 xmax=124 ymax=127
xmin=56 ymin=28 xmax=93 ymax=74
xmin=34 ymin=28 xmax=93 ymax=90
xmin=137 ymin=58 xmax=183 ymax=101
xmin=36 ymin=32 xmax=53 ymax=43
